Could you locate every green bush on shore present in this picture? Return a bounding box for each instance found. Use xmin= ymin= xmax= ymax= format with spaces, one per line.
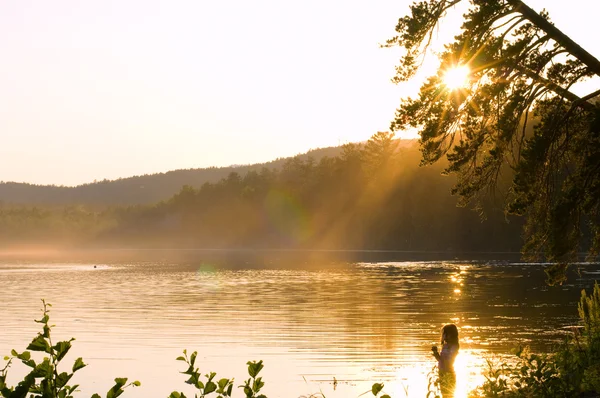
xmin=468 ymin=282 xmax=600 ymax=398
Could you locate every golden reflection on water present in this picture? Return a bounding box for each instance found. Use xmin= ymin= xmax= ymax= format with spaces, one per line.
xmin=385 ymin=350 xmax=486 ymax=398
xmin=0 ymin=260 xmax=597 ymax=397
xmin=453 ymin=350 xmax=486 ymax=398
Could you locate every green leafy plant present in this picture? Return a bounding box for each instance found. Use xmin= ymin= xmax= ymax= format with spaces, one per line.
xmin=507 ymin=346 xmax=567 ymax=397
xmin=169 ymin=352 xmax=261 ymax=398
xmin=470 ymin=358 xmax=510 ymax=398
xmin=470 ymin=283 xmax=600 ymax=397
xmin=171 ymin=351 xmax=394 ymax=398
xmin=240 ymin=360 xmax=265 ymax=398
xmin=368 ymin=382 xmax=391 ymax=398
xmin=0 ymin=300 xmax=139 ymax=398
xmin=469 ymin=349 xmax=569 ymax=398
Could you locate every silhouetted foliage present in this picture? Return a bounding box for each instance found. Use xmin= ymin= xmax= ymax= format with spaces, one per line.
xmin=387 ymin=0 xmax=600 ymax=284
xmin=469 ymin=283 xmax=600 ymax=397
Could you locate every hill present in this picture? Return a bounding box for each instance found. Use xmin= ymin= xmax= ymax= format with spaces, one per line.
xmin=0 ymin=140 xmax=416 ymax=205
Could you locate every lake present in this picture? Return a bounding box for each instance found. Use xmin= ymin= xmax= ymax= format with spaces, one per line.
xmin=1 ymin=257 xmax=598 ymax=397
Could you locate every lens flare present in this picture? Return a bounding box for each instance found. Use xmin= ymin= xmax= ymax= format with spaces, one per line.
xmin=263 ymin=189 xmax=312 ymax=244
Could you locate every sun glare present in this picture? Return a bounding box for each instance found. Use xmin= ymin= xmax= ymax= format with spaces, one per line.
xmin=443 ymin=65 xmax=470 ymax=90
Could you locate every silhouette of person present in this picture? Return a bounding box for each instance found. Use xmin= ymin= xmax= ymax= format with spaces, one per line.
xmin=431 ymin=324 xmax=459 ymax=397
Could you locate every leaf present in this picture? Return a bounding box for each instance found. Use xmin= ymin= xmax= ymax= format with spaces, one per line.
xmin=183 ymin=364 xmax=195 ymax=376
xmin=113 ymin=378 xmax=128 ymax=388
xmin=204 ymin=381 xmax=217 ymax=394
xmin=41 ymin=378 xmax=53 ymax=396
xmin=13 ymin=350 xmax=29 ymax=361
xmin=11 ymin=350 xmax=36 ymax=368
xmin=106 ymin=388 xmax=118 ymax=398
xmin=56 ymin=371 xmax=72 ymax=389
xmin=27 ymin=334 xmax=50 ymax=353
xmin=252 ymin=377 xmax=264 ymax=392
xmin=53 ymin=340 xmax=73 ymax=361
xmin=106 ymin=377 xmax=128 ymax=398
xmin=132 ymin=380 xmax=141 ymax=387
xmin=67 ymin=384 xmax=80 ymax=394
xmin=72 ymin=357 xmax=86 ymax=372
xmin=247 ymin=360 xmax=264 ymax=378
xmin=372 ymin=383 xmax=384 ymax=396
xmin=32 ymin=358 xmax=52 ymax=378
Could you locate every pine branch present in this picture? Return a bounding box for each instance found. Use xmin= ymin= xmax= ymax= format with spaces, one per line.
xmin=507 ymin=0 xmax=600 ymax=77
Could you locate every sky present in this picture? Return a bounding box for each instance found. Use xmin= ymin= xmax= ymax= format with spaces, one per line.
xmin=0 ymin=0 xmax=598 ymax=186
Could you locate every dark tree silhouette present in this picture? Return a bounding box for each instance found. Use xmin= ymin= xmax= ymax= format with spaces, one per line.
xmin=387 ymin=0 xmax=600 ymax=283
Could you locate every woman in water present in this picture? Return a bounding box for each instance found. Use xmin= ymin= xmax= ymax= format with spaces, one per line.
xmin=431 ymin=324 xmax=459 ymax=397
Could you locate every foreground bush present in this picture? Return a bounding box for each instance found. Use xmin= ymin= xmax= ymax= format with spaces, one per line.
xmin=0 ymin=300 xmax=139 ymax=398
xmin=469 ymin=282 xmax=600 ymax=397
xmin=168 ymin=350 xmax=392 ymax=398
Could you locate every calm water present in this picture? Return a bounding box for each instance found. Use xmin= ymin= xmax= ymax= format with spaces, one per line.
xmin=1 ymin=259 xmax=599 ymax=397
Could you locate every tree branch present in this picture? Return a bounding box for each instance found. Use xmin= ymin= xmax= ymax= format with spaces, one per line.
xmin=579 ymin=89 xmax=600 ymax=103
xmin=506 ymin=0 xmax=600 ymax=77
xmin=515 ymin=65 xmax=597 ymax=112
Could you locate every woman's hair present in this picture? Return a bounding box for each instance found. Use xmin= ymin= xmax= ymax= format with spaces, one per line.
xmin=441 ymin=324 xmax=459 ymax=347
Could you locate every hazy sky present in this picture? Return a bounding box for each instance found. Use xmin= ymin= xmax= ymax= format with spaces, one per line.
xmin=1 ymin=0 xmax=598 ymax=186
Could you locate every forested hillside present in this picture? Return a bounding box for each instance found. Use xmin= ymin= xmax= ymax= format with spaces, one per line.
xmin=0 ymin=134 xmax=523 ymax=253
xmin=0 ymin=145 xmax=350 ymax=205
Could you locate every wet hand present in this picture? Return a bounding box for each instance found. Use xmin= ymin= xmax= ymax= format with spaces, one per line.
xmin=431 ymin=345 xmax=438 ymax=353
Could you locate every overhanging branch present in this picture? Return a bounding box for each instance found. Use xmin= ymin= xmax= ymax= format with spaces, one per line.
xmin=515 ymin=66 xmax=597 ymax=112
xmin=507 ymin=0 xmax=600 ymax=77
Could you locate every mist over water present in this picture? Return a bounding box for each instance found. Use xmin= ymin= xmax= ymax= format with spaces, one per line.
xmin=1 ymin=259 xmax=598 ymax=397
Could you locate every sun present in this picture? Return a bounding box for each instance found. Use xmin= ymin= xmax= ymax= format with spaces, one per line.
xmin=443 ymin=65 xmax=470 ymax=90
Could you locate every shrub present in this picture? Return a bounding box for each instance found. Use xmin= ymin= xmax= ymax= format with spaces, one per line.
xmin=470 ymin=282 xmax=600 ymax=397
xmin=0 ymin=300 xmax=139 ymax=398
xmin=168 ymin=351 xmax=393 ymax=398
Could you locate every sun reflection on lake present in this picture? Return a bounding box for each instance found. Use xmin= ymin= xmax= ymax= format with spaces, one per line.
xmin=454 ymin=350 xmax=487 ymax=398
xmin=385 ymin=349 xmax=486 ymax=398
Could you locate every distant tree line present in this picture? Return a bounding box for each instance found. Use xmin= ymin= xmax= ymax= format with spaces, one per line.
xmin=0 ymin=134 xmax=523 ymax=253
xmin=0 ymin=147 xmax=344 ymax=205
